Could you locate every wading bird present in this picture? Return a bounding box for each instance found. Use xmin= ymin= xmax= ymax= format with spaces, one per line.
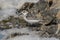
xmin=20 ymin=10 xmax=43 ymax=25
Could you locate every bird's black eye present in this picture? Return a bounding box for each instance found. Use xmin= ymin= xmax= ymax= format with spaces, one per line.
xmin=49 ymin=1 xmax=53 ymax=7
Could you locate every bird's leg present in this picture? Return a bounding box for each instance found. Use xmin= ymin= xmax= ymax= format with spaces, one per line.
xmin=55 ymin=24 xmax=60 ymax=34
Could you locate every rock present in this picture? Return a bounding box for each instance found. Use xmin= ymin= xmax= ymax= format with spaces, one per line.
xmin=40 ymin=8 xmax=57 ymax=25
xmin=46 ymin=25 xmax=57 ymax=34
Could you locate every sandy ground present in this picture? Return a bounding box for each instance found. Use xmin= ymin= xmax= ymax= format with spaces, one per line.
xmin=0 ymin=28 xmax=59 ymax=40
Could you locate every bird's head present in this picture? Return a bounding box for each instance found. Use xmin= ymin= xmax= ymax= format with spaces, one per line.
xmin=20 ymin=10 xmax=28 ymax=16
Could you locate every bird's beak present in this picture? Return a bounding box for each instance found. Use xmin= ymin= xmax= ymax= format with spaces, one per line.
xmin=19 ymin=13 xmax=22 ymax=15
